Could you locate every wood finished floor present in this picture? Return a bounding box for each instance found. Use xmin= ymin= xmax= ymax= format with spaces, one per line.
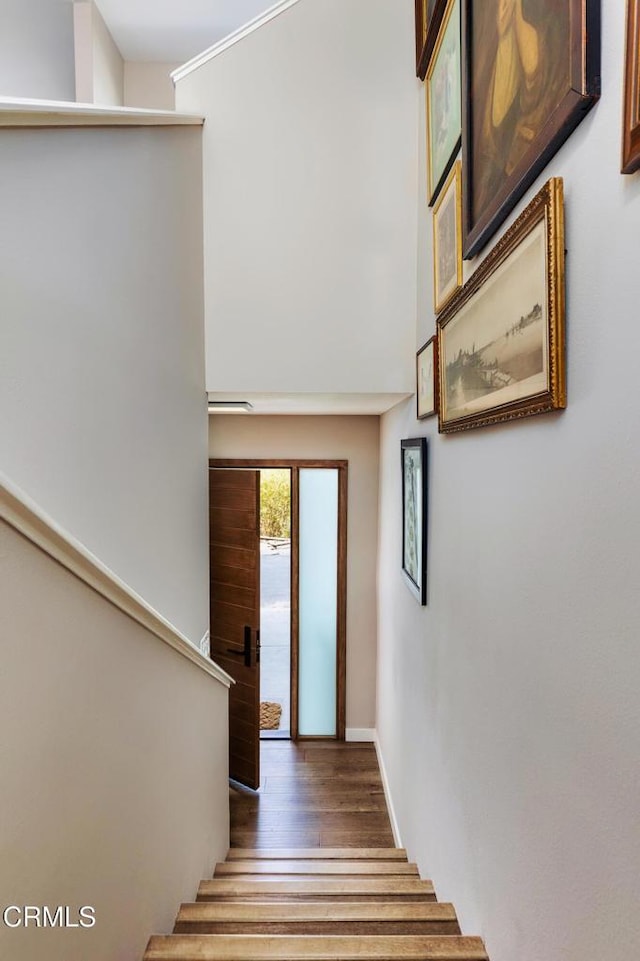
xmin=230 ymin=741 xmax=395 ymax=849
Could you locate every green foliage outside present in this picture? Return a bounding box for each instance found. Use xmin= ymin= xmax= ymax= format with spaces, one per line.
xmin=260 ymin=469 xmax=291 ymax=539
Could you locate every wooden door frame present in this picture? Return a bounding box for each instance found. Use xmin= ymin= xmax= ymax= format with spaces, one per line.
xmin=209 ymin=458 xmax=348 ymax=741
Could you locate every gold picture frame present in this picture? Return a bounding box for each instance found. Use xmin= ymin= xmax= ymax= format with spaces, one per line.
xmin=426 ymin=0 xmax=461 ymax=204
xmin=622 ymin=0 xmax=640 ymax=173
xmin=438 ymin=178 xmax=566 ymax=434
xmin=416 ymin=335 xmax=439 ymax=420
xmin=415 ymin=0 xmax=448 ymax=80
xmin=433 ymin=160 xmax=462 ymax=314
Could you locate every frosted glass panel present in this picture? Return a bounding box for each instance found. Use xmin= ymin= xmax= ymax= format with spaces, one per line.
xmin=298 ymin=469 xmax=338 ymax=736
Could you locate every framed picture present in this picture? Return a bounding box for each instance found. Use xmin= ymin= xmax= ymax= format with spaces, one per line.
xmin=438 ymin=177 xmax=566 ymax=433
xmin=622 ymin=0 xmax=640 ymax=173
xmin=433 ymin=160 xmax=462 ymax=312
xmin=417 ymin=336 xmax=439 ymax=419
xmin=426 ymin=0 xmax=461 ymax=204
xmin=415 ymin=0 xmax=449 ymax=80
xmin=401 ymin=438 xmax=428 ymax=605
xmin=462 ymin=0 xmax=600 ymax=257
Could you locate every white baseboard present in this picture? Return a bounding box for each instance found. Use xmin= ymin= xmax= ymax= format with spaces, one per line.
xmin=374 ymin=734 xmax=403 ymax=849
xmin=345 ymin=728 xmax=376 ymax=742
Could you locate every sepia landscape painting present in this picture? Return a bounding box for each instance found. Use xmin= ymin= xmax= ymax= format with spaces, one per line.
xmin=441 ymin=220 xmax=548 ymax=423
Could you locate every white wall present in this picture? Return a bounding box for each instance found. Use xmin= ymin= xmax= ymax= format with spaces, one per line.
xmin=175 ymin=0 xmax=417 ymax=397
xmin=74 ymin=1 xmax=124 ymax=105
xmin=377 ymin=5 xmax=640 ymax=961
xmin=124 ymin=62 xmax=179 ymax=111
xmin=0 ymin=124 xmax=208 ymax=643
xmin=209 ymin=414 xmax=379 ymax=731
xmin=0 ymin=520 xmax=229 ymax=961
xmin=0 ymin=0 xmax=76 ymax=100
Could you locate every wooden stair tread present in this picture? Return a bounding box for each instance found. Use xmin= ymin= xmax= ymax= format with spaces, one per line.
xmin=215 ymin=861 xmax=419 ymax=876
xmin=197 ymin=878 xmax=436 ymax=901
xmin=174 ymin=901 xmax=459 ymax=936
xmin=144 ymin=934 xmax=488 ymax=960
xmin=227 ymin=848 xmax=407 ymax=861
xmin=178 ymin=903 xmax=457 ymax=922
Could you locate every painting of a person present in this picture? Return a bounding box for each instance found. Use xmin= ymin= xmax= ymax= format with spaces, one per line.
xmin=473 ymin=0 xmax=569 ymax=219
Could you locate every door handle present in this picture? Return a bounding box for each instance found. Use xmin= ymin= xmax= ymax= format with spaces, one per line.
xmin=226 ymin=625 xmax=252 ymax=668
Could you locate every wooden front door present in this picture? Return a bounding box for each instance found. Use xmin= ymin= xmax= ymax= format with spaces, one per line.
xmin=209 ymin=469 xmax=261 ymax=790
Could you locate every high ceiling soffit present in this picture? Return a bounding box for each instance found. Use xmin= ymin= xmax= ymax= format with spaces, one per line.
xmin=96 ymin=0 xmax=278 ymax=62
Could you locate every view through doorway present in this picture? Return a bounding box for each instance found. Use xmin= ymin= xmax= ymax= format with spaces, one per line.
xmin=259 ymin=469 xmax=291 ymax=739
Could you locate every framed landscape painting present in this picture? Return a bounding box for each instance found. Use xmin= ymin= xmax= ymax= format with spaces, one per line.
xmin=622 ymin=0 xmax=640 ymax=173
xmin=417 ymin=336 xmax=438 ymax=419
xmin=462 ymin=0 xmax=600 ymax=257
xmin=438 ymin=178 xmax=566 ymax=433
xmin=426 ymin=0 xmax=461 ymax=204
xmin=415 ymin=0 xmax=449 ymax=79
xmin=401 ymin=438 xmax=428 ymax=605
xmin=433 ymin=160 xmax=462 ymax=313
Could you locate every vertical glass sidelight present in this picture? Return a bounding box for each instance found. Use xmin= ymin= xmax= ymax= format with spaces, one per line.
xmin=298 ymin=469 xmax=338 ymax=736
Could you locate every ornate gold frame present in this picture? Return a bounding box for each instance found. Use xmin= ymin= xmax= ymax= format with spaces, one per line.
xmin=438 ymin=178 xmax=566 ymax=434
xmin=622 ymin=0 xmax=640 ymax=173
xmin=432 ymin=160 xmax=463 ymax=314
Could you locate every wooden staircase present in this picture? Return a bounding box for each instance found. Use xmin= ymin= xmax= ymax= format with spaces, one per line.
xmin=143 ymin=848 xmax=488 ymax=960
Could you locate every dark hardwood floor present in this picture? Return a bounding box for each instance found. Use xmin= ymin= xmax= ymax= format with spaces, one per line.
xmin=230 ymin=741 xmax=395 ymax=849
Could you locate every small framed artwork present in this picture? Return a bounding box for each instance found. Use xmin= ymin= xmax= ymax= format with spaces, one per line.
xmin=416 ymin=336 xmax=439 ymax=419
xmin=415 ymin=0 xmax=449 ymax=80
xmin=426 ymin=0 xmax=461 ymax=204
xmin=438 ymin=177 xmax=566 ymax=433
xmin=622 ymin=0 xmax=640 ymax=173
xmin=401 ymin=437 xmax=428 ymax=605
xmin=462 ymin=0 xmax=600 ymax=257
xmin=433 ymin=160 xmax=462 ymax=313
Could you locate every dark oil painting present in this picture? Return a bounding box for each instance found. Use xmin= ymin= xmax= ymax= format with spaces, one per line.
xmin=463 ymin=0 xmax=600 ymax=257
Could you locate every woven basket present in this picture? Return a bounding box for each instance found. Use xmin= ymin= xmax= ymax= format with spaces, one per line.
xmin=260 ymin=701 xmax=282 ymax=730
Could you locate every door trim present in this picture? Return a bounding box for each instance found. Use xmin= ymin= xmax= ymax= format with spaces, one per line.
xmin=209 ymin=458 xmax=348 ymax=741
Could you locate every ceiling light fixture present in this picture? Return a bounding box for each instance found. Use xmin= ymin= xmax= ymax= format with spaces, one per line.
xmin=207 ymin=401 xmax=254 ymax=413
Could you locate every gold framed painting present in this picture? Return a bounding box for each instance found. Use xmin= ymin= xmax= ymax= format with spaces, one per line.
xmin=438 ymin=177 xmax=566 ymax=434
xmin=622 ymin=0 xmax=640 ymax=173
xmin=415 ymin=0 xmax=449 ymax=80
xmin=426 ymin=0 xmax=461 ymax=204
xmin=416 ymin=335 xmax=439 ymax=419
xmin=462 ymin=0 xmax=600 ymax=257
xmin=432 ymin=160 xmax=462 ymax=313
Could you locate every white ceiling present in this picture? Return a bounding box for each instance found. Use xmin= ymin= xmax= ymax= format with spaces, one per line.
xmin=207 ymin=393 xmax=411 ymax=416
xmin=96 ymin=0 xmax=278 ymax=63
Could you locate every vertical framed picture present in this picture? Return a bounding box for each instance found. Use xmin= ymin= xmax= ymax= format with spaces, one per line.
xmin=401 ymin=438 xmax=428 ymax=605
xmin=462 ymin=0 xmax=600 ymax=257
xmin=622 ymin=0 xmax=640 ymax=173
xmin=415 ymin=0 xmax=449 ymax=80
xmin=438 ymin=178 xmax=566 ymax=433
xmin=416 ymin=336 xmax=439 ymax=419
xmin=426 ymin=0 xmax=461 ymax=204
xmin=433 ymin=160 xmax=462 ymax=313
